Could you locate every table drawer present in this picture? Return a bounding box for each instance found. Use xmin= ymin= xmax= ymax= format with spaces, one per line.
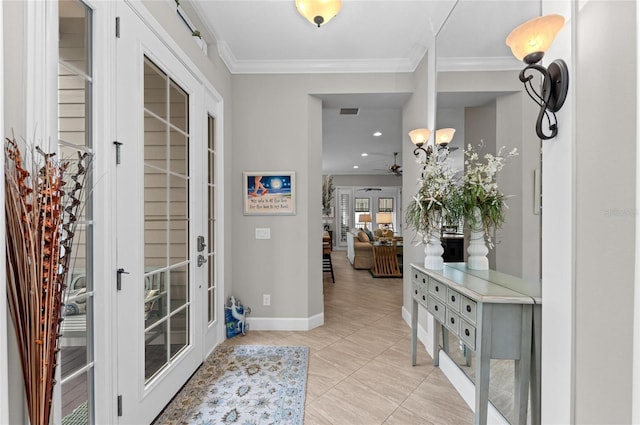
xmin=411 ymin=279 xmax=420 ymax=300
xmin=444 ymin=309 xmax=460 ymax=334
xmin=459 ymin=319 xmax=476 ymax=351
xmin=427 ymin=296 xmax=446 ymax=323
xmin=418 ymin=280 xmax=429 ymax=305
xmin=461 ymin=296 xmax=477 ymax=324
xmin=429 ymin=278 xmax=447 ymax=302
xmin=447 ymin=287 xmax=461 ymax=312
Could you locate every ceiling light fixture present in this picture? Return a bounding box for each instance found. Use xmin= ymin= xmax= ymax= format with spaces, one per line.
xmin=373 ymin=131 xmax=382 ymax=137
xmin=506 ymin=14 xmax=568 ymax=140
xmin=295 ymin=0 xmax=342 ymax=28
xmin=361 ymin=153 xmax=368 ymax=157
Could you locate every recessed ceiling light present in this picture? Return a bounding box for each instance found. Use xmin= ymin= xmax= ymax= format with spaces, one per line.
xmin=373 ymin=131 xmax=382 ymax=137
xmin=361 ymin=153 xmax=369 ymax=157
xmin=353 ymin=165 xmax=359 ymax=169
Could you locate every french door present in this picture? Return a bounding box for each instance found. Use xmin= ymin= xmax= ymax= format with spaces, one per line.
xmin=115 ymin=4 xmax=212 ymax=423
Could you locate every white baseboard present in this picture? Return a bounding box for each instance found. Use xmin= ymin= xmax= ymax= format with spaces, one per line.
xmin=247 ymin=312 xmax=324 ymax=331
xmin=402 ymin=305 xmax=509 ymax=424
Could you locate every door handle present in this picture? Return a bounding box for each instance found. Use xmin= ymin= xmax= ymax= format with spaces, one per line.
xmin=197 ymin=255 xmax=207 ymax=267
xmin=197 ymin=235 xmax=206 ymax=252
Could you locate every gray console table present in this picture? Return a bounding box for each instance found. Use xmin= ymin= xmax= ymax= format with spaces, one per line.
xmin=410 ymin=263 xmax=541 ymax=425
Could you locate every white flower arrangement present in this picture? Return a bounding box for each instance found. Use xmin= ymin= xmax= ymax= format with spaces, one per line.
xmin=405 ymin=148 xmax=459 ymax=245
xmin=458 ymin=142 xmax=518 ymax=247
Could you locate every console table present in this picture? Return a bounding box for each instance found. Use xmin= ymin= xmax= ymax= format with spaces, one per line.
xmin=410 ymin=263 xmax=541 ymax=425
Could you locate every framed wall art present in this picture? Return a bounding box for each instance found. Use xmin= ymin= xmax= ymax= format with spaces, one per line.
xmin=243 ymin=171 xmax=296 ymax=215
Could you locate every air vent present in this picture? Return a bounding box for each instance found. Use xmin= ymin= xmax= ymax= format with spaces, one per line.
xmin=339 ymin=108 xmax=359 ymax=115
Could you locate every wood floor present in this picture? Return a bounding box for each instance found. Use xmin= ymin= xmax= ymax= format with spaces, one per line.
xmin=224 ymin=250 xmax=473 ymax=424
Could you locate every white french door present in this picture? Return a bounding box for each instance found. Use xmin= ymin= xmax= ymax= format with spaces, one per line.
xmin=114 ymin=4 xmax=210 ymax=423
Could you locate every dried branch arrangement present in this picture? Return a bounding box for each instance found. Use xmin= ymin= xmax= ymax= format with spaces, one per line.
xmin=5 ymin=137 xmax=90 ymax=425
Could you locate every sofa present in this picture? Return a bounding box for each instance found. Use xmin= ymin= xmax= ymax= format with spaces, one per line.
xmin=345 ymin=229 xmax=374 ymax=269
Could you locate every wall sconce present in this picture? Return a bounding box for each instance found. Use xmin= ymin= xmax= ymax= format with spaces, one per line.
xmin=295 ymin=0 xmax=342 ymax=27
xmin=408 ymin=128 xmax=433 ymax=158
xmin=506 ymin=14 xmax=568 ymax=140
xmin=409 ymin=128 xmax=457 ymax=158
xmin=435 ymin=128 xmax=456 ymax=147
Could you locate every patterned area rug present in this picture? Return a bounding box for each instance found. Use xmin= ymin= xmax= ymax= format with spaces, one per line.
xmin=154 ymin=345 xmax=308 ymax=425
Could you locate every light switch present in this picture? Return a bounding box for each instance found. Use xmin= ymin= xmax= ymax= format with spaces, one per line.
xmin=255 ymin=228 xmax=271 ymax=240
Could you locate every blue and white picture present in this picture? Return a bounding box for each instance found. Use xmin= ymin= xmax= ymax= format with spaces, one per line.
xmin=243 ymin=171 xmax=295 ymax=215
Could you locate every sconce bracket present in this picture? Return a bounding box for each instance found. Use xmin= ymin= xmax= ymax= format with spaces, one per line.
xmin=546 ymin=59 xmax=569 ymax=112
xmin=519 ymin=58 xmax=569 ymax=140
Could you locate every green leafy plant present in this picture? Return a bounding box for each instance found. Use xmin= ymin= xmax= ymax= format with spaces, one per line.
xmin=405 ymin=148 xmax=460 ymax=244
xmin=455 ymin=142 xmax=518 ymax=247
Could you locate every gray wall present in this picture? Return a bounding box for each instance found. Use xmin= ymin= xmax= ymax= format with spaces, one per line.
xmin=573 ymin=1 xmax=636 ymax=422
xmin=402 ymin=52 xmax=433 ymax=321
xmin=231 ymin=72 xmax=414 ymax=323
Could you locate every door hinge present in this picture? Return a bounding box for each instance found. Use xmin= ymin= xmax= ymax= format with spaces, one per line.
xmin=116 ymin=268 xmax=129 ymax=291
xmin=115 ymin=16 xmax=120 ymax=38
xmin=117 ymin=394 xmax=123 ymax=416
xmin=113 ymin=141 xmax=123 ymax=165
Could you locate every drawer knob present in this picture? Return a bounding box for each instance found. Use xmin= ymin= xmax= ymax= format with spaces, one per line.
xmin=415 ymin=274 xmax=418 ymax=279
xmin=422 ymin=295 xmax=426 ymax=301
xmin=466 ymin=305 xmax=472 ymax=313
xmin=414 ymin=289 xmax=418 ymax=295
xmin=451 ymin=295 xmax=456 ymax=302
xmin=435 ymin=286 xmax=439 ymax=292
xmin=450 ymin=317 xmax=455 ymax=324
xmin=434 ymin=305 xmax=439 ymax=311
xmin=465 ymin=329 xmax=470 ymax=337
xmin=422 ymin=278 xmax=426 ymax=283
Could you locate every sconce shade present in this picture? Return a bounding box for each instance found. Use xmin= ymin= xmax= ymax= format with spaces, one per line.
xmin=376 ymin=212 xmax=392 ymax=225
xmin=408 ymin=128 xmax=432 ymax=147
xmin=295 ymin=0 xmax=342 ymax=27
xmin=435 ymin=128 xmax=456 ymax=146
xmin=506 ymin=14 xmax=565 ymax=64
xmin=359 ymin=213 xmax=372 ymax=223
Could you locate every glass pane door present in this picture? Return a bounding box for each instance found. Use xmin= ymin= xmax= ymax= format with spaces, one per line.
xmin=143 ymin=57 xmax=191 ymax=381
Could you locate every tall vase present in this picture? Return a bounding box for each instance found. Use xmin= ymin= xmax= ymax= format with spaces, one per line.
xmin=424 ymin=213 xmax=444 ymax=269
xmin=467 ymin=207 xmax=489 ymax=270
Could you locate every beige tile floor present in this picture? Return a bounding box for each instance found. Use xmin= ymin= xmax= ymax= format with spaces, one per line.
xmin=224 ymin=250 xmax=473 ymax=424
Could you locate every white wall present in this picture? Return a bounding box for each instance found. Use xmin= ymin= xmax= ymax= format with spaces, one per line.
xmin=542 ymin=1 xmax=637 ymax=423
xmin=572 ymin=1 xmax=636 ymax=422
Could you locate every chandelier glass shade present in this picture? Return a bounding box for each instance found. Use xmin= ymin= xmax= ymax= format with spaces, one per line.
xmin=295 ymin=0 xmax=342 ymax=27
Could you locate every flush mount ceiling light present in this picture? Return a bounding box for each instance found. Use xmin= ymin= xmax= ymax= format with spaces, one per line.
xmin=506 ymin=14 xmax=568 ymax=140
xmin=295 ymin=0 xmax=342 ymax=28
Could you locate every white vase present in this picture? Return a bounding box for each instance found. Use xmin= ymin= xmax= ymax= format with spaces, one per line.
xmin=424 ymin=226 xmax=444 ymax=270
xmin=467 ymin=207 xmax=489 ymax=270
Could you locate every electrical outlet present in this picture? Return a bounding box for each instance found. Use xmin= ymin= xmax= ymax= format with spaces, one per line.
xmin=263 ymin=294 xmax=271 ymax=306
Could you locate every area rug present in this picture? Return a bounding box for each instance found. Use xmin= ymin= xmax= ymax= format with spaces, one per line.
xmin=154 ymin=345 xmax=309 ymax=425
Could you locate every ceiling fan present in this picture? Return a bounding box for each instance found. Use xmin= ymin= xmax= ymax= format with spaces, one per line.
xmin=388 ymin=152 xmax=402 ymax=176
xmin=357 ymin=187 xmax=382 ymax=192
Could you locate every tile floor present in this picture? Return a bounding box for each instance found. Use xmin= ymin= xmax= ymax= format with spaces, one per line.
xmin=223 ymin=250 xmax=473 ymax=424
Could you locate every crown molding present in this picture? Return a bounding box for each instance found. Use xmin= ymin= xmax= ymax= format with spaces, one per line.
xmin=218 ymin=41 xmax=428 ymax=75
xmin=437 ymin=56 xmax=523 ymax=72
